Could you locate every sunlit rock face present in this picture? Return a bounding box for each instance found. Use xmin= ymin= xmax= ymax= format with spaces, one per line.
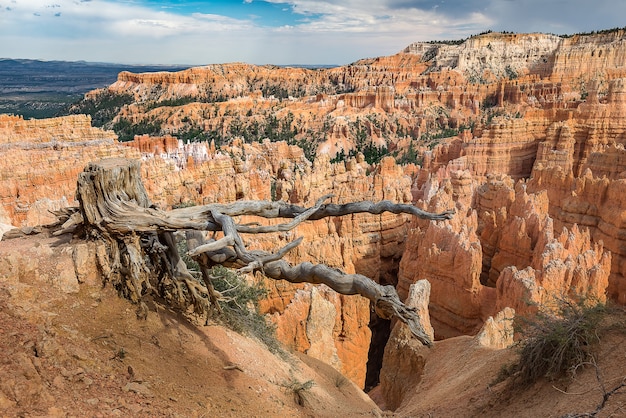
xmin=405 ymin=74 xmax=626 ymax=321
xmin=379 ymin=280 xmax=434 ymax=410
xmin=398 ymin=174 xmax=610 ymax=338
xmin=0 ymin=114 xmax=134 ymax=227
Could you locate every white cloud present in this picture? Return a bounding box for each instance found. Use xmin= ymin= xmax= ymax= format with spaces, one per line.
xmin=1 ymin=0 xmax=255 ymax=37
xmin=0 ymin=0 xmax=623 ymax=65
xmin=263 ymin=0 xmax=491 ymax=37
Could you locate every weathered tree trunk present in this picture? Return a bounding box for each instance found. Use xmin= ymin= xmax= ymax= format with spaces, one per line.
xmin=64 ymin=157 xmax=454 ymax=346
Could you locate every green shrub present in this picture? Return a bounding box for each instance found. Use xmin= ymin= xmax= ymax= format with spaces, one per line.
xmin=64 ymin=91 xmax=134 ymax=127
xmin=112 ymin=117 xmax=162 ymax=142
xmin=175 ymin=236 xmax=284 ymax=355
xmin=207 ymin=265 xmax=284 ymax=355
xmin=144 ymin=96 xmax=197 ymax=110
xmin=490 ymin=362 xmax=517 ymax=386
xmin=513 ymin=298 xmax=607 ymax=386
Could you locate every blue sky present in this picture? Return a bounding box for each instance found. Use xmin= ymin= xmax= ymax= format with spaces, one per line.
xmin=0 ymin=0 xmax=624 ymax=66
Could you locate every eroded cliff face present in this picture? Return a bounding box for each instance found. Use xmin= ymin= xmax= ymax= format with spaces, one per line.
xmin=78 ymin=31 xmax=626 ymax=167
xmin=0 ymin=114 xmax=135 ymax=226
xmin=398 ymin=171 xmax=610 ymax=338
xmin=404 ymin=72 xmax=626 ymax=324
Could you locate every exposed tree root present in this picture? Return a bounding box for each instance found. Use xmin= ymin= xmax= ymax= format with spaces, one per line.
xmin=57 ymin=157 xmax=453 ymax=346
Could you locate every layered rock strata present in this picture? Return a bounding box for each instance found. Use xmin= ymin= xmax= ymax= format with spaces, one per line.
xmin=5 ymin=29 xmax=626 ymax=393
xmin=76 ymin=31 xmax=626 ymax=169
xmin=0 ymin=114 xmax=134 ymax=226
xmin=411 ymin=76 xmax=626 ymax=308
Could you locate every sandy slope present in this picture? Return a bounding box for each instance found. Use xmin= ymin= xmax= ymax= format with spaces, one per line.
xmin=393 ymin=315 xmax=626 ymax=417
xmin=0 ymin=234 xmax=380 ymax=417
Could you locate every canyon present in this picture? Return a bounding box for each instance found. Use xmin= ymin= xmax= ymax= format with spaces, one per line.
xmin=2 ymin=30 xmax=626 ymax=415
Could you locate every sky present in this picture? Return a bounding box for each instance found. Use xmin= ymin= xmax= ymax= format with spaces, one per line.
xmin=0 ymin=0 xmax=624 ymax=66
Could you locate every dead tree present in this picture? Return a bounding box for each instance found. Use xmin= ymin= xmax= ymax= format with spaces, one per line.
xmin=57 ymin=158 xmax=453 ymax=346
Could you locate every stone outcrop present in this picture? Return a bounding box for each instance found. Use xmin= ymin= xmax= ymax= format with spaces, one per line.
xmin=408 ymin=73 xmax=626 ymax=308
xmin=529 ymin=166 xmax=626 ymax=303
xmin=399 ymin=174 xmax=610 ymax=337
xmin=379 ymin=280 xmax=433 ymax=410
xmin=408 ymin=30 xmax=626 ymax=85
xmin=378 ymin=288 xmax=516 ymax=411
xmin=262 ymin=284 xmax=371 ymax=386
xmin=407 ymin=33 xmax=562 ymax=81
xmin=474 ymin=307 xmax=515 ymax=349
xmin=0 ymin=236 xmax=100 ymax=320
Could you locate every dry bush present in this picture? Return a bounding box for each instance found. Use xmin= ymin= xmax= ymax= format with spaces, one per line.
xmin=514 ymin=297 xmax=608 ymax=386
xmin=283 ymin=378 xmax=315 ymax=406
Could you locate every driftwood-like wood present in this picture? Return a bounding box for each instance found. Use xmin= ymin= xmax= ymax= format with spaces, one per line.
xmin=69 ymin=157 xmax=454 ymax=346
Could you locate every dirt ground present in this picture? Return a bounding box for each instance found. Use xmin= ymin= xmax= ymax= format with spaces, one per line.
xmin=392 ymin=311 xmax=626 ymax=417
xmin=0 ymin=234 xmax=380 ymax=417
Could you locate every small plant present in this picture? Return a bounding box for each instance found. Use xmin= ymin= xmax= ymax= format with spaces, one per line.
xmin=111 ymin=117 xmax=162 ymax=142
xmin=176 ymin=236 xmax=284 ymax=355
xmin=283 ymin=378 xmax=315 ymax=406
xmin=112 ymin=347 xmax=127 ymax=360
xmin=513 ymin=297 xmax=608 ymax=386
xmin=172 ymin=201 xmax=196 ymax=209
xmin=333 ymin=373 xmax=350 ymax=389
xmin=176 ymin=234 xmax=201 ymax=273
xmin=270 ymin=180 xmax=277 ymax=201
xmin=505 ymin=65 xmax=518 ymax=80
xmin=490 ymin=362 xmax=516 ymax=386
xmin=207 ymin=266 xmax=284 ymax=355
xmin=421 ymin=47 xmax=438 ymax=62
xmin=395 ymin=142 xmax=422 ymax=166
xmin=64 ymin=91 xmax=134 ymax=127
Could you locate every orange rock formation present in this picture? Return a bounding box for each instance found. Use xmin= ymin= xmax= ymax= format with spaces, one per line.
xmin=0 ymin=114 xmax=135 ymax=226
xmin=5 ymin=29 xmax=626 ymax=394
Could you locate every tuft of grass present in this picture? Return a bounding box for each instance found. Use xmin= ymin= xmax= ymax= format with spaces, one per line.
xmin=172 ymin=201 xmax=196 ymax=209
xmin=176 ymin=236 xmax=285 ymax=356
xmin=283 ymin=378 xmax=315 ymax=406
xmin=175 ymin=234 xmax=201 ymax=273
xmin=333 ymin=373 xmax=350 ymax=389
xmin=490 ymin=362 xmax=517 ymax=386
xmin=112 ymin=347 xmax=127 ymax=360
xmin=513 ymin=297 xmax=608 ymax=386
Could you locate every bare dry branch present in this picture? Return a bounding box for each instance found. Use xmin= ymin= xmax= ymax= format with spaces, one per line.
xmin=69 ymin=157 xmax=448 ymax=346
xmin=234 ymin=194 xmax=333 ymax=233
xmin=187 ymin=236 xmax=235 ymax=257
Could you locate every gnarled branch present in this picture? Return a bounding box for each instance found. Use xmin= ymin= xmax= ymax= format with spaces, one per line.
xmin=69 ymin=157 xmax=451 ymax=346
